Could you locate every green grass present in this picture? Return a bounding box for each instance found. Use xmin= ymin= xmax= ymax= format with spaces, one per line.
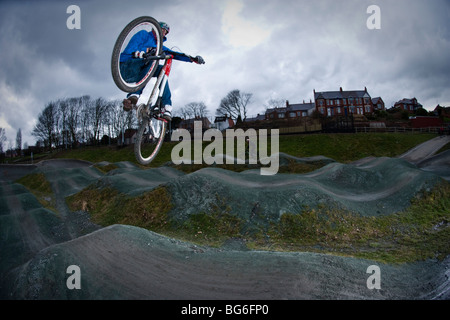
xmin=16 ymin=173 xmax=56 ymax=212
xmin=278 ymin=133 xmax=436 ymax=163
xmin=259 ymin=181 xmax=450 ymax=264
xmin=66 ymin=186 xmax=242 ymax=247
xmin=51 ymin=133 xmax=437 ymax=168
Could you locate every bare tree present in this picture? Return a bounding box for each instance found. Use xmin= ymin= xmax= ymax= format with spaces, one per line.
xmin=15 ymin=128 xmax=22 ymax=152
xmin=32 ymin=102 xmax=57 ymax=150
xmin=66 ymin=96 xmax=86 ymax=147
xmin=184 ymin=102 xmax=209 ymax=119
xmin=265 ymin=98 xmax=286 ymax=110
xmin=216 ymin=89 xmax=252 ymax=121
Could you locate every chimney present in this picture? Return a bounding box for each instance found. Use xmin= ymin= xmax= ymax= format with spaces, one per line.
xmin=286 ymin=100 xmax=289 ymax=108
xmin=340 ymin=87 xmax=343 ymax=92
xmin=365 ymin=86 xmax=367 ymax=92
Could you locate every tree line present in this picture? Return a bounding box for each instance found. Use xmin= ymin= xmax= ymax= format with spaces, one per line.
xmin=28 ymin=89 xmax=255 ymax=151
xmin=31 ymin=96 xmax=135 ymax=150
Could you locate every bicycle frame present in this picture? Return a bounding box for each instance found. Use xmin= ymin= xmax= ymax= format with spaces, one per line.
xmin=136 ymin=54 xmax=173 ymax=122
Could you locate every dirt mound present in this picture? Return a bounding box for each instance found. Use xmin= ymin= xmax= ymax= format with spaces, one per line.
xmin=4 ymin=224 xmax=449 ymax=300
xmin=165 ymin=158 xmax=440 ymax=231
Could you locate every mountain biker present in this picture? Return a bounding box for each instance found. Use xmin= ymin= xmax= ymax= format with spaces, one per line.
xmin=121 ymin=21 xmax=204 ymax=120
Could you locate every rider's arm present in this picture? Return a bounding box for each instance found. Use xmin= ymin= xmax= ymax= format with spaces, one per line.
xmin=120 ymin=30 xmax=150 ymax=62
xmin=162 ymin=46 xmax=205 ymax=64
xmin=162 ymin=46 xmax=193 ymax=62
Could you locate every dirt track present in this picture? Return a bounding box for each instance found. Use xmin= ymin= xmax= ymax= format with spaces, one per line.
xmin=0 ymin=137 xmax=449 ymax=300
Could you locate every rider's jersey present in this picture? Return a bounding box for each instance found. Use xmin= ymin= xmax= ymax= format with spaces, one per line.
xmin=120 ymin=30 xmax=192 ymax=63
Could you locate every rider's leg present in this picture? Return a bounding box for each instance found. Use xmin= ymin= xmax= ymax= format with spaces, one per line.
xmin=121 ymin=59 xmax=149 ymax=112
xmin=161 ymin=81 xmax=172 ymax=120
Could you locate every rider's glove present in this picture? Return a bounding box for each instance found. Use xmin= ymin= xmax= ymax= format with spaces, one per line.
xmin=192 ymin=55 xmax=205 ymax=64
xmin=132 ymin=51 xmax=146 ymax=59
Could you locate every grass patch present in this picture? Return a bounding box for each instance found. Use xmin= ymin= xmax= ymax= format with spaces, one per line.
xmin=51 ymin=133 xmax=437 ymax=170
xmin=67 ymin=186 xmax=173 ymax=231
xmin=93 ymin=163 xmax=120 ymax=173
xmin=16 ymin=173 xmax=56 ymax=212
xmin=67 ymin=185 xmax=244 ymax=247
xmin=257 ymin=181 xmax=450 ymax=264
xmin=278 ymin=133 xmax=436 ymax=163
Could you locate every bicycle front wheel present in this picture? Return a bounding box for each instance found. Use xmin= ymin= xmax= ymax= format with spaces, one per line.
xmin=111 ymin=16 xmax=163 ymax=93
xmin=134 ymin=117 xmax=167 ymax=165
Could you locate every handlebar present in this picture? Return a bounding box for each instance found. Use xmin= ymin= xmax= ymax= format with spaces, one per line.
xmin=143 ymin=51 xmax=204 ymax=64
xmin=143 ymin=52 xmax=173 ymax=60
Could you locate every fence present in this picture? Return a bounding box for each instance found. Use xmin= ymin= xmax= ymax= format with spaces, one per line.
xmin=354 ymin=127 xmax=446 ymax=134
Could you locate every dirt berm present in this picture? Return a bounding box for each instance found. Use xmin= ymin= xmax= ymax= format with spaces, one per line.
xmin=0 ymin=137 xmax=449 ymax=299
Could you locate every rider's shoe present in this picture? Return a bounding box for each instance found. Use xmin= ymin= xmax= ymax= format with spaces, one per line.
xmin=123 ymin=95 xmax=139 ymax=112
xmin=154 ymin=105 xmax=172 ymax=121
xmin=162 ymin=105 xmax=172 ymax=121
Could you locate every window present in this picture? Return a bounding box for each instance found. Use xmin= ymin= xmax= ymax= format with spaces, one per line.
xmin=278 ymin=113 xmax=285 ymax=118
xmin=337 ymin=107 xmax=341 ymax=114
xmin=365 ymin=105 xmax=371 ymax=113
xmin=289 ymin=112 xmax=296 ymax=118
xmin=327 ymin=108 xmax=333 ymax=116
xmin=302 ymin=111 xmax=307 ymax=117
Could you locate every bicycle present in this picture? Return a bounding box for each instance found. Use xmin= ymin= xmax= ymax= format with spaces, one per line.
xmin=111 ymin=16 xmax=204 ymax=165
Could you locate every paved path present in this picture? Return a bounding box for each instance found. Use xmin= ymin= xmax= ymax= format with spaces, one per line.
xmin=399 ymin=135 xmax=450 ymax=165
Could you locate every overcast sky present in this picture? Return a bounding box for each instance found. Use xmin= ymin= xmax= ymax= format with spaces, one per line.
xmin=1 ymin=0 xmax=449 ymax=146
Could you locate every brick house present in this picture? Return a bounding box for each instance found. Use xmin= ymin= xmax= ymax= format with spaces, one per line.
xmin=372 ymin=97 xmax=385 ymax=111
xmin=314 ymin=87 xmax=377 ymax=117
xmin=433 ymin=104 xmax=450 ymax=118
xmin=394 ymin=98 xmax=423 ymax=113
xmin=179 ymin=116 xmax=211 ymax=133
xmin=213 ymin=116 xmax=235 ymax=131
xmin=265 ymin=100 xmax=315 ymax=120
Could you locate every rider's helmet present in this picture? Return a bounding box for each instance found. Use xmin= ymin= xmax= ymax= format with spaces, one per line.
xmin=159 ymin=21 xmax=170 ymax=35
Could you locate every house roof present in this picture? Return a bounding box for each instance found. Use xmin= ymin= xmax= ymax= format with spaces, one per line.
xmin=394 ymin=98 xmax=422 ymax=107
xmin=372 ymin=97 xmax=383 ymax=104
xmin=181 ymin=117 xmax=211 ymax=125
xmin=288 ymin=102 xmax=315 ymax=111
xmin=314 ymin=89 xmax=370 ymax=100
xmin=266 ymin=102 xmax=315 ymax=114
xmin=245 ymin=114 xmax=266 ymax=122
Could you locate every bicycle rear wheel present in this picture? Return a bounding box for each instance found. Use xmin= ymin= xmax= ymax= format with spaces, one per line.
xmin=111 ymin=16 xmax=163 ymax=93
xmin=134 ymin=116 xmax=167 ymax=165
